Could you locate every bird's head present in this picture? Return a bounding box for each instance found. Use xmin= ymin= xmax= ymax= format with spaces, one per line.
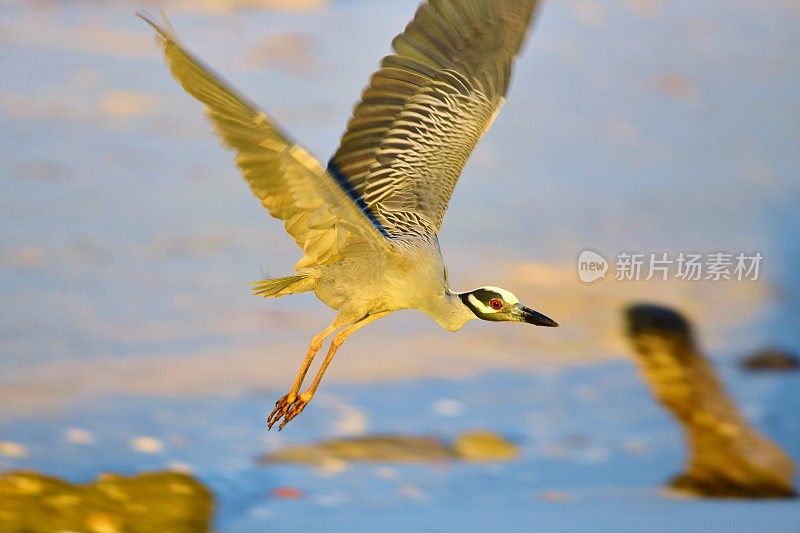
xmin=458 ymin=286 xmax=558 ymax=327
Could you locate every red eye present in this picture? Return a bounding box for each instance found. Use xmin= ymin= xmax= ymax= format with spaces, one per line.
xmin=489 ymin=298 xmax=503 ymax=310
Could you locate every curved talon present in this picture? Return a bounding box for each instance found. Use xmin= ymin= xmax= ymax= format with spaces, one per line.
xmin=266 ymin=393 xmax=310 ymax=430
xmin=266 ymin=394 xmax=293 ymax=429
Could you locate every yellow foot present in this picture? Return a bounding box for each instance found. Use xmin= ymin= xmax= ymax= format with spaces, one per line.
xmin=266 ymin=392 xmax=312 ymax=430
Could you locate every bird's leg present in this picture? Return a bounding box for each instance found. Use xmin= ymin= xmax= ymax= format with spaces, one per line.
xmin=270 ymin=312 xmax=389 ymax=430
xmin=267 ymin=322 xmax=337 ymax=429
xmin=307 ymin=312 xmax=390 ymax=397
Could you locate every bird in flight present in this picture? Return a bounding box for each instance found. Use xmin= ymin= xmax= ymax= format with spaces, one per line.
xmin=139 ymin=0 xmax=556 ymax=430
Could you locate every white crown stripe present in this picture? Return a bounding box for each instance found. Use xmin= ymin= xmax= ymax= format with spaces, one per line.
xmin=468 ymin=294 xmax=496 ymax=314
xmin=474 ymin=286 xmax=519 ymax=305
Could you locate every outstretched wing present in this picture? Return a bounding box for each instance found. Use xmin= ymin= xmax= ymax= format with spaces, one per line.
xmin=139 ymin=12 xmax=389 ymax=269
xmin=328 ymin=0 xmax=540 ymax=238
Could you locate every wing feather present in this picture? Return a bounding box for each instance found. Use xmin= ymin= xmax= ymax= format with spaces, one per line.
xmin=138 ymin=11 xmax=388 ymax=269
xmin=329 ymin=0 xmax=540 ymax=238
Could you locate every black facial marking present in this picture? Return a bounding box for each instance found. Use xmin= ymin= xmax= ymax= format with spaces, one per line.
xmin=459 ymin=289 xmax=504 ymax=319
xmin=471 ymin=289 xmax=504 ymax=305
xmin=459 ymin=291 xmax=478 ymax=314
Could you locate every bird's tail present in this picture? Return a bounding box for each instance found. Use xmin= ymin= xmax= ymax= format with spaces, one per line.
xmin=250 ymin=272 xmax=316 ymax=298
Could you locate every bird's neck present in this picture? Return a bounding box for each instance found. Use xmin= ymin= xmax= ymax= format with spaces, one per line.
xmin=426 ymin=289 xmax=477 ymax=332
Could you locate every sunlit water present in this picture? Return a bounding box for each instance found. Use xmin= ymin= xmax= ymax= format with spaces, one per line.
xmin=2 ymin=0 xmax=798 ymax=398
xmin=0 ymin=1 xmax=798 ymax=529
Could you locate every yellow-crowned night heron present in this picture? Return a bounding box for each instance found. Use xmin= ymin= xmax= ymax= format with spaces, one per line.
xmin=139 ymin=0 xmax=557 ymax=430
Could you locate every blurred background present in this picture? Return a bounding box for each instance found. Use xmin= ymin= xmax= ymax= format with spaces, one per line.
xmin=1 ymin=0 xmax=798 ymax=530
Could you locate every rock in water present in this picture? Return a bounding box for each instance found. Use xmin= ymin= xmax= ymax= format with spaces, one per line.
xmin=624 ymin=303 xmax=796 ymax=498
xmin=260 ymin=431 xmax=519 ymax=466
xmin=262 ymin=435 xmax=454 ymax=465
xmin=740 ymin=347 xmax=800 ymax=371
xmin=0 ymin=470 xmax=213 ymax=532
xmin=452 ymin=430 xmax=519 ymax=462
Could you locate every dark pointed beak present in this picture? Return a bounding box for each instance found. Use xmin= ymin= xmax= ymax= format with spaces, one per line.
xmin=517 ymin=304 xmax=559 ymax=327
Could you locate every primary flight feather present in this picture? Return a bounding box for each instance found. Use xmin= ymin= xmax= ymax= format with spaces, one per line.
xmin=139 ymin=0 xmax=556 ymax=430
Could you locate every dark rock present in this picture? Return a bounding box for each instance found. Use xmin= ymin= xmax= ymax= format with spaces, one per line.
xmin=624 ymin=303 xmax=797 ymax=499
xmin=740 ymin=348 xmax=800 ymax=372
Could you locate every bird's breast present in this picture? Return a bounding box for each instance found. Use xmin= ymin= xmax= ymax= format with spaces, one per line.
xmin=315 ymin=241 xmax=446 ymax=316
